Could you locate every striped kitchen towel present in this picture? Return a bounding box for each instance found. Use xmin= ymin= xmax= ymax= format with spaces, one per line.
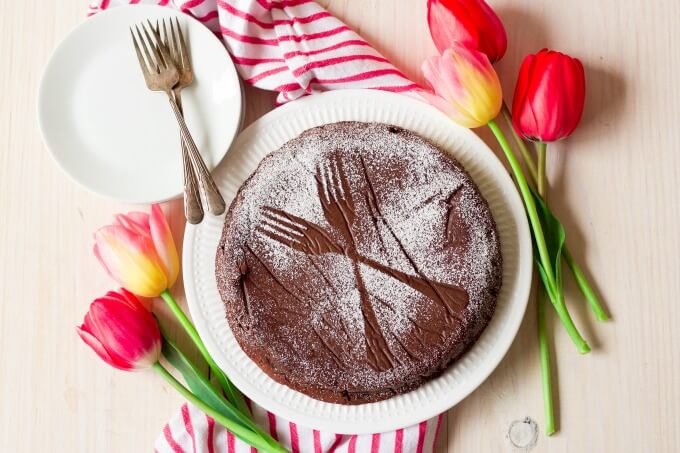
xmin=88 ymin=1 xmax=437 ymax=451
xmin=156 ymin=402 xmax=444 ymax=453
xmin=87 ymin=0 xmax=420 ymax=104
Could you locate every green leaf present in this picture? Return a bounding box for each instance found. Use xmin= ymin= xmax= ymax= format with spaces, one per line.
xmin=529 ymin=187 xmax=567 ymax=298
xmin=161 ymin=335 xmax=253 ymax=431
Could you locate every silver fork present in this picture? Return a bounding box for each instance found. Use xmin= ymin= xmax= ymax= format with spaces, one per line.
xmin=154 ymin=20 xmax=203 ymax=224
xmin=159 ymin=19 xmax=226 ymax=216
xmin=131 ymin=21 xmax=226 ymax=218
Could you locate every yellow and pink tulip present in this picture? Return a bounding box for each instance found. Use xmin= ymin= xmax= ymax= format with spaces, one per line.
xmin=93 ymin=204 xmax=179 ymax=298
xmin=420 ymin=43 xmax=502 ymax=128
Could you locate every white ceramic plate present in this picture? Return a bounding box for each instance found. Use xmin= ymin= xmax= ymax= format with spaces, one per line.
xmin=183 ymin=90 xmax=532 ymax=434
xmin=37 ymin=5 xmax=242 ymax=203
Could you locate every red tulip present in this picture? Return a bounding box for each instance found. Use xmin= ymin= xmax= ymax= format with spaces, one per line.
xmin=77 ymin=289 xmax=161 ymax=371
xmin=427 ymin=0 xmax=507 ymax=63
xmin=512 ymin=49 xmax=586 ymax=142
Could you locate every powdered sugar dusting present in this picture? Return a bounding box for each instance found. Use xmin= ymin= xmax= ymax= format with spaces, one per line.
xmin=216 ymin=122 xmax=501 ymax=403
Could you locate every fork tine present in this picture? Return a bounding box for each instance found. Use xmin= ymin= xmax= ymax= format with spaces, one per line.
xmin=140 ymin=23 xmax=164 ymax=70
xmin=336 ymin=159 xmax=352 ymax=199
xmin=137 ymin=24 xmax=163 ymax=73
xmin=257 ymin=226 xmax=301 ymax=248
xmin=175 ymin=18 xmax=191 ymax=69
xmin=147 ymin=20 xmax=174 ymax=68
xmin=161 ymin=19 xmax=175 ymax=64
xmin=134 ymin=25 xmax=157 ymax=74
xmin=168 ymin=18 xmax=180 ymax=68
xmin=130 ymin=28 xmax=150 ymax=76
xmin=261 ymin=210 xmax=306 ymax=236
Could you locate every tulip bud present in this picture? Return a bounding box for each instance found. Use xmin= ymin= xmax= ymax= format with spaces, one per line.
xmin=427 ymin=0 xmax=507 ymax=63
xmin=77 ymin=289 xmax=161 ymax=371
xmin=421 ymin=43 xmax=503 ymax=128
xmin=93 ymin=204 xmax=179 ymax=298
xmin=512 ymin=49 xmax=586 ymax=142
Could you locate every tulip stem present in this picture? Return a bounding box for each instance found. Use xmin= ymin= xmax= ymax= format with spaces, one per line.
xmin=488 ymin=120 xmax=590 ymax=354
xmin=502 ymin=102 xmax=538 ymax=186
xmin=503 ymin=108 xmax=609 ymax=323
xmin=153 ymin=363 xmax=289 ymax=453
xmin=536 ymin=143 xmax=555 ymax=435
xmin=537 ymin=142 xmax=547 ymax=196
xmin=160 ymin=290 xmax=250 ymax=415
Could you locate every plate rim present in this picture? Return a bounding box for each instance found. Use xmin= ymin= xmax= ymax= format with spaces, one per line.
xmin=36 ymin=4 xmax=243 ymax=204
xmin=183 ymin=89 xmax=532 ymax=434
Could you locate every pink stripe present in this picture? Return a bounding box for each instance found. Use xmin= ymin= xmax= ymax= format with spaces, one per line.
xmin=162 ymin=424 xmax=184 ymax=453
xmin=371 ymin=433 xmax=381 ymax=453
xmin=231 ymin=56 xmax=285 ymax=65
xmin=206 ymin=415 xmax=215 ymax=453
xmin=217 ymin=0 xmax=274 ymax=28
xmin=415 ymin=421 xmax=428 ymax=453
xmin=292 ymin=54 xmax=389 ymax=77
xmin=158 ymin=0 xmax=171 ymax=5
xmin=188 ymin=9 xmax=219 ymax=23
xmin=267 ymin=411 xmax=278 ymax=440
xmin=433 ymin=414 xmax=444 ymax=449
xmin=394 ymin=429 xmax=404 ymax=453
xmin=314 ymin=68 xmax=407 ymax=85
xmin=348 ymin=435 xmax=358 ymax=453
xmin=220 ymin=27 xmax=279 ymax=45
xmin=328 ymin=434 xmax=343 ymax=453
xmin=100 ymin=0 xmax=110 ymax=9
xmin=274 ymin=11 xmax=332 ymax=26
xmin=313 ymin=430 xmax=322 ymax=453
xmin=274 ymin=82 xmax=304 ymax=92
xmin=289 ymin=422 xmax=300 ymax=453
xmin=278 ymin=25 xmax=351 ymax=43
xmin=257 ymin=0 xmax=312 ymax=8
xmin=283 ymin=39 xmax=370 ymax=59
xmin=181 ymin=405 xmax=196 ymax=453
xmin=372 ymin=83 xmax=420 ymax=93
xmin=227 ymin=432 xmax=236 ymax=453
xmin=130 ymin=0 xmax=141 ymax=4
xmin=179 ymin=0 xmax=206 ymax=10
xmin=245 ymin=65 xmax=289 ymax=84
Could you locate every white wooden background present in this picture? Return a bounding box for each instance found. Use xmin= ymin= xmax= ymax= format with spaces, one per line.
xmin=1 ymin=0 xmax=679 ymax=451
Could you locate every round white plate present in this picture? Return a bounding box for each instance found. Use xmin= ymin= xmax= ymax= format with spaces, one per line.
xmin=37 ymin=5 xmax=242 ymax=204
xmin=183 ymin=90 xmax=532 ymax=434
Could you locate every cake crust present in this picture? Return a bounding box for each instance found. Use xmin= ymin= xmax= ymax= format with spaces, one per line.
xmin=215 ymin=122 xmax=502 ymax=404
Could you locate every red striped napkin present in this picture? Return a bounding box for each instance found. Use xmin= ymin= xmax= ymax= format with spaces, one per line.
xmin=88 ymin=0 xmax=419 ymax=104
xmin=157 ymin=402 xmax=443 ymax=453
xmin=87 ymin=1 xmax=439 ymax=451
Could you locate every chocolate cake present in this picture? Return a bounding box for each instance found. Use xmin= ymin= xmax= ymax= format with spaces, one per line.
xmin=215 ymin=122 xmax=501 ymax=404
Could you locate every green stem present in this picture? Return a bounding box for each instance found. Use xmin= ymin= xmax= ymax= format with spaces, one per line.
xmin=537 ymin=142 xmax=547 ymax=196
xmin=488 ymin=120 xmax=589 ymax=353
xmin=537 ymin=289 xmax=555 ymax=435
xmin=563 ymin=249 xmax=609 ymax=321
xmin=160 ymin=290 xmax=250 ymax=415
xmin=502 ymin=102 xmax=538 ymax=185
xmin=502 ymin=109 xmax=606 ymax=322
xmin=536 ymin=147 xmax=555 ymax=435
xmin=153 ymin=363 xmax=289 ymax=453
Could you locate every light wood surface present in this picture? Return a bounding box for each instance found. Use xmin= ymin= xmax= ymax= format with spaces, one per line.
xmin=1 ymin=0 xmax=679 ymax=451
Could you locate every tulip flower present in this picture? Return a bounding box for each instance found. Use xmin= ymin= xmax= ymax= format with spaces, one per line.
xmin=427 ymin=0 xmax=507 ymax=63
xmin=93 ymin=205 xmax=179 ymax=298
xmin=77 ymin=288 xmax=161 ymax=371
xmin=512 ymin=49 xmax=586 ymax=142
xmin=76 ymin=289 xmax=287 ymax=453
xmin=92 ymin=204 xmax=250 ymax=416
xmin=421 ymin=43 xmax=502 ymax=128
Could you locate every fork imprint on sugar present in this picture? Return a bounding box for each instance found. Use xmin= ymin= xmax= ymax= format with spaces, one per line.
xmin=258 ymin=153 xmax=469 ymax=371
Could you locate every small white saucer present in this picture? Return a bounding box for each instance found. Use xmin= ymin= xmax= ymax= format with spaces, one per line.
xmin=38 ymin=5 xmax=243 ymax=204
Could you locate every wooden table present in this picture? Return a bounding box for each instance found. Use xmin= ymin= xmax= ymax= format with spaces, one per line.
xmin=1 ymin=0 xmax=678 ymax=451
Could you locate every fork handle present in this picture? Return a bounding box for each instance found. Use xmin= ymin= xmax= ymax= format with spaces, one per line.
xmin=168 ymin=97 xmax=226 ymax=215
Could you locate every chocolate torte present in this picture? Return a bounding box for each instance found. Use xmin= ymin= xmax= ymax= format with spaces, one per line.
xmin=215 ymin=122 xmax=501 ymax=404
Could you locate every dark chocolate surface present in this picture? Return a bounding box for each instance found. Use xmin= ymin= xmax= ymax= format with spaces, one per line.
xmin=216 ymin=122 xmax=502 ymax=404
